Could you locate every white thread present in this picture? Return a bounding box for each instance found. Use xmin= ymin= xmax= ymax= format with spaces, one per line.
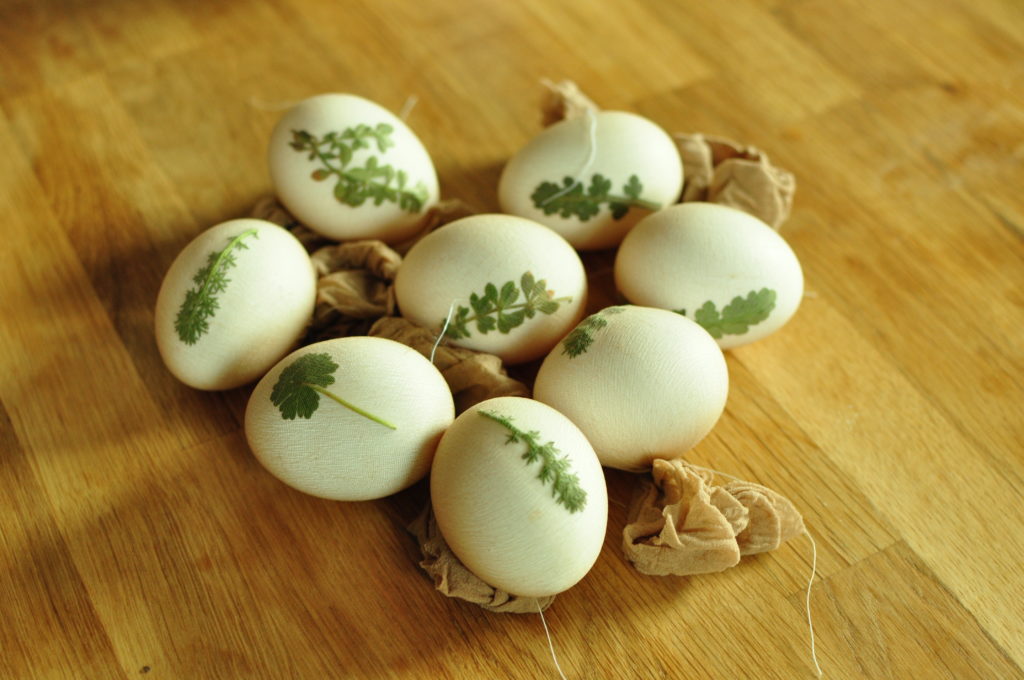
xmin=430 ymin=302 xmax=457 ymax=365
xmin=805 ymin=530 xmax=823 ymax=677
xmin=690 ymin=463 xmax=823 ymax=676
xmin=536 ymin=107 xmax=599 ymax=208
xmin=537 ymin=601 xmax=568 ymax=680
xmin=398 ymin=95 xmax=419 ymax=122
xmin=246 ymin=97 xmax=303 ymax=112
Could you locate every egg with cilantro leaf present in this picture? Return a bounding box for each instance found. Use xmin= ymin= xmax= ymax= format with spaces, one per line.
xmin=245 ymin=336 xmax=454 ymax=501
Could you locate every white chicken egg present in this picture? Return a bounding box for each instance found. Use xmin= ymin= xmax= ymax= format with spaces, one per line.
xmin=430 ymin=396 xmax=608 ymax=598
xmin=245 ymin=336 xmax=454 ymax=501
xmin=615 ymin=202 xmax=804 ymax=349
xmin=154 ymin=218 xmax=316 ymax=391
xmin=498 ymin=110 xmax=683 ymax=250
xmin=533 ymin=305 xmax=728 ymax=472
xmin=268 ymin=93 xmax=439 ymax=243
xmin=393 ymin=214 xmax=587 ymax=364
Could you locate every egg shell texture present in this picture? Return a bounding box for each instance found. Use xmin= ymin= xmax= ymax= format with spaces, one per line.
xmin=268 ymin=93 xmax=440 ymax=243
xmin=534 ymin=305 xmax=729 ymax=472
xmin=498 ymin=111 xmax=684 ymax=250
xmin=430 ymin=396 xmax=608 ymax=598
xmin=615 ymin=202 xmax=804 ymax=349
xmin=154 ymin=218 xmax=316 ymax=391
xmin=393 ymin=214 xmax=587 ymax=364
xmin=245 ymin=337 xmax=454 ymax=501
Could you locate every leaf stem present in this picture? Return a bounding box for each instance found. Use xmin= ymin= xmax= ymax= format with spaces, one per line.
xmin=197 ymin=228 xmax=258 ymax=302
xmin=307 ymin=142 xmax=364 ymax=185
xmin=615 ymin=194 xmax=661 ymax=211
xmin=306 ymin=384 xmax=397 ymax=430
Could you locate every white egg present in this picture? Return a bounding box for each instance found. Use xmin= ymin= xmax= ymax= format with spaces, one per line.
xmin=533 ymin=305 xmax=728 ymax=472
xmin=498 ymin=110 xmax=683 ymax=250
xmin=268 ymin=93 xmax=440 ymax=243
xmin=430 ymin=396 xmax=607 ymax=597
xmin=245 ymin=337 xmax=454 ymax=501
xmin=615 ymin=202 xmax=804 ymax=349
xmin=154 ymin=218 xmax=316 ymax=391
xmin=393 ymin=214 xmax=587 ymax=364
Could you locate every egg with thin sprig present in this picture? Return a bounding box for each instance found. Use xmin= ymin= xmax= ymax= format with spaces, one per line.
xmin=534 ymin=305 xmax=728 ymax=472
xmin=268 ymin=93 xmax=439 ymax=243
xmin=245 ymin=337 xmax=454 ymax=501
xmin=615 ymin=202 xmax=804 ymax=350
xmin=394 ymin=214 xmax=587 ymax=364
xmin=498 ymin=110 xmax=683 ymax=250
xmin=430 ymin=396 xmax=608 ymax=598
xmin=154 ymin=218 xmax=316 ymax=391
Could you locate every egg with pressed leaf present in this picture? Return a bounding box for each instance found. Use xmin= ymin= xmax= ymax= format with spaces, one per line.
xmin=394 ymin=214 xmax=587 ymax=364
xmin=615 ymin=202 xmax=804 ymax=349
xmin=268 ymin=93 xmax=439 ymax=243
xmin=154 ymin=218 xmax=316 ymax=391
xmin=430 ymin=396 xmax=608 ymax=597
xmin=245 ymin=336 xmax=454 ymax=501
xmin=498 ymin=111 xmax=683 ymax=250
xmin=534 ymin=305 xmax=728 ymax=471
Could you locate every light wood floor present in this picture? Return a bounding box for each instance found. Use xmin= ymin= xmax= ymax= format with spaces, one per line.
xmin=1 ymin=0 xmax=1022 ymax=678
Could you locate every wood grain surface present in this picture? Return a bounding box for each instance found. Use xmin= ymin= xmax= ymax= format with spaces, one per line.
xmin=2 ymin=0 xmax=1022 ymax=678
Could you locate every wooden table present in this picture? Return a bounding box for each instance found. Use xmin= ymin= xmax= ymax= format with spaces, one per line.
xmin=2 ymin=1 xmax=1022 ymax=678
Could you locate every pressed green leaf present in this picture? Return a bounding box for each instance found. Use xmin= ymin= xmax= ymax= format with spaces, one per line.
xmin=521 ymin=272 xmax=536 ymax=296
xmin=175 ymin=229 xmax=258 ymax=345
xmin=530 ymin=172 xmax=653 ymax=222
xmin=442 ymin=272 xmax=570 ymax=340
xmin=483 ymin=283 xmax=499 ymax=305
xmin=561 ymin=311 xmax=611 ymax=358
xmin=336 ymin=143 xmax=353 ymax=167
xmin=535 ymin=299 xmax=560 ymax=315
xmin=588 ymin=174 xmax=612 ymax=197
xmin=271 ymin=352 xmax=337 ymax=420
xmin=469 ymin=292 xmax=490 ymax=315
xmin=496 ymin=309 xmax=527 ymax=333
xmin=623 ymin=174 xmax=642 ymax=199
xmin=498 ymin=280 xmax=518 ymax=307
xmin=475 ymin=315 xmax=498 ymax=333
xmin=691 ymin=288 xmax=777 ymax=339
xmin=478 ymin=410 xmax=587 ymax=513
xmin=270 ymin=352 xmax=395 ymax=428
xmin=289 ymin=125 xmax=424 ymax=214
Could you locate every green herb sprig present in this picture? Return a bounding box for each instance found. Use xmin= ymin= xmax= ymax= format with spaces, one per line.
xmin=271 ymin=352 xmax=396 ymax=429
xmin=531 ymin=173 xmax=659 ymax=221
xmin=478 ymin=410 xmax=587 ymax=513
xmin=443 ymin=272 xmax=571 ymax=340
xmin=561 ymin=306 xmax=626 ymax=358
xmin=175 ymin=228 xmax=259 ymax=345
xmin=677 ymin=288 xmax=777 ymax=339
xmin=289 ymin=125 xmax=428 ymax=213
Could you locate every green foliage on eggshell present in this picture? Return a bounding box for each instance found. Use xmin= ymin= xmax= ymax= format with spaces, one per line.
xmin=443 ymin=271 xmax=572 ymax=340
xmin=174 ymin=228 xmax=258 ymax=345
xmin=677 ymin=288 xmax=778 ymax=340
xmin=530 ymin=173 xmax=658 ymax=221
xmin=477 ymin=409 xmax=587 ymax=513
xmin=289 ymin=125 xmax=429 ymax=213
